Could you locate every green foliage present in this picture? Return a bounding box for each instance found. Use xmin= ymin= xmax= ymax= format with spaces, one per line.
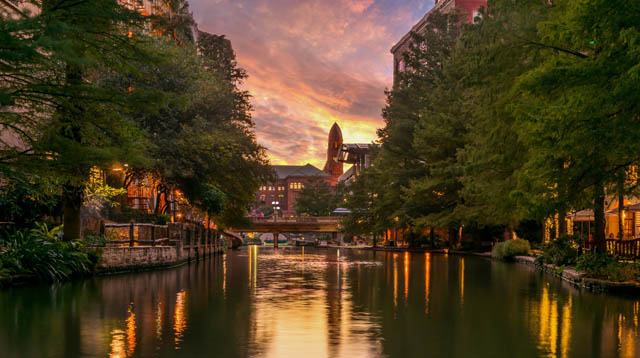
xmin=83 ymin=171 xmax=127 ymax=212
xmin=0 ymin=170 xmax=61 ymax=228
xmin=492 ymin=239 xmax=531 ymax=260
xmin=83 ymin=235 xmax=107 ymax=247
xmin=536 ymin=235 xmax=580 ymax=266
xmin=200 ymin=185 xmax=227 ymax=216
xmin=127 ymin=37 xmax=272 ymax=225
xmin=576 ymin=253 xmax=640 ymax=282
xmin=294 ymin=177 xmax=343 ymax=216
xmin=0 ymin=224 xmax=93 ymax=282
xmin=109 ymin=205 xmax=168 ymax=224
xmin=377 ymin=10 xmax=463 ymax=234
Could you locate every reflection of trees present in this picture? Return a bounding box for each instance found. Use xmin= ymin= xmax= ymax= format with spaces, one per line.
xmin=1 ymin=250 xmax=640 ymax=357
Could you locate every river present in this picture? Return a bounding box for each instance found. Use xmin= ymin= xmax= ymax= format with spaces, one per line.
xmin=1 ymin=247 xmax=639 ymax=357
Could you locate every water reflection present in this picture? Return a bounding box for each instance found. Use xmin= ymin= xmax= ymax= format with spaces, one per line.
xmin=404 ymin=252 xmax=409 ymax=306
xmin=174 ymin=290 xmax=187 ymax=349
xmin=1 ymin=248 xmax=640 ymax=358
xmin=459 ymin=257 xmax=464 ymax=309
xmin=425 ymin=253 xmax=431 ymax=314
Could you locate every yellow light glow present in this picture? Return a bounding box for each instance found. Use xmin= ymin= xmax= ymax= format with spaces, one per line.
xmin=404 ymin=252 xmax=409 ymax=306
xmin=109 ymin=329 xmax=126 ymax=358
xmin=393 ymin=253 xmax=398 ymax=308
xmin=459 ymin=258 xmax=465 ymax=308
xmin=425 ymin=253 xmax=431 ymax=314
xmin=126 ymin=304 xmax=136 ymax=357
xmin=174 ymin=290 xmax=187 ymax=349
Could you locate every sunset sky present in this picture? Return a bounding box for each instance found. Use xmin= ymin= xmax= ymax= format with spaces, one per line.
xmin=189 ymin=0 xmax=434 ymax=168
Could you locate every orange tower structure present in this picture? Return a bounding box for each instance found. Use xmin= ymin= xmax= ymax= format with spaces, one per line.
xmin=323 ymin=122 xmax=344 ymax=186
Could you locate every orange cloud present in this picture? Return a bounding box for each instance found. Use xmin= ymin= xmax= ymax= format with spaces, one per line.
xmin=189 ymin=0 xmax=432 ymax=166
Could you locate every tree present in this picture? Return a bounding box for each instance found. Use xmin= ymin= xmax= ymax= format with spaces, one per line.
xmin=452 ymin=0 xmax=554 ymax=240
xmin=376 ymin=10 xmax=463 ymax=245
xmin=294 ymin=176 xmax=343 ymax=216
xmin=1 ymin=0 xmax=160 ymax=240
xmin=514 ymin=0 xmax=640 ymax=250
xmin=342 ymin=167 xmax=386 ymax=246
xmin=126 ymin=34 xmax=272 ymax=227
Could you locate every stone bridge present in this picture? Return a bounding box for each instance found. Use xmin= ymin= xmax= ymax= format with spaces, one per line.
xmin=229 ymin=216 xmax=343 ymax=247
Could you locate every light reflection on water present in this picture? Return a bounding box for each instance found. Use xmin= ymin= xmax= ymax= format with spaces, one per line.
xmin=1 ymin=248 xmax=640 ymax=357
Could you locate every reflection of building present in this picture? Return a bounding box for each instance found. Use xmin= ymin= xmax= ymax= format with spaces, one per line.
xmin=391 ymin=0 xmax=486 ymax=85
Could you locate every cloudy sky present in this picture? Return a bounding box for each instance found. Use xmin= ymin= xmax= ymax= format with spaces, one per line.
xmin=189 ymin=0 xmax=434 ymax=168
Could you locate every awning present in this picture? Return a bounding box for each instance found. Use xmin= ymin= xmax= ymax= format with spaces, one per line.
xmin=607 ymin=203 xmax=640 ymax=215
xmin=567 ymin=209 xmax=594 ymax=222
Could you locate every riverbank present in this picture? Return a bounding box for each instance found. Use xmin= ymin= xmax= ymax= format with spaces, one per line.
xmin=510 ymin=255 xmax=640 ymax=295
xmin=1 ymin=246 xmax=225 ymax=287
xmin=322 ymin=244 xmax=640 ymax=295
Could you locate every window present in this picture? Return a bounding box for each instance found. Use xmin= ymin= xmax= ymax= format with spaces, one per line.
xmin=277 ymin=186 xmax=285 ymax=191
xmin=269 ymin=186 xmax=275 ymax=191
xmin=289 ymin=182 xmax=304 ymax=190
xmin=259 ymin=195 xmax=266 ymax=203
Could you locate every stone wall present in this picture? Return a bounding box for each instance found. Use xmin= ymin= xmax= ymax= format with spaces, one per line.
xmin=97 ymin=222 xmax=224 ymax=273
xmin=98 ymin=246 xmax=182 ymax=272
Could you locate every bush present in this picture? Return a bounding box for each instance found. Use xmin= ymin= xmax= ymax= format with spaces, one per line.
xmin=0 ymin=224 xmax=93 ymax=282
xmin=536 ymin=235 xmax=580 ymax=266
xmin=576 ymin=253 xmax=639 ymax=282
xmin=492 ymin=239 xmax=531 ymax=260
xmin=108 ymin=205 xmax=170 ymax=224
xmin=84 ymin=235 xmax=107 ymax=247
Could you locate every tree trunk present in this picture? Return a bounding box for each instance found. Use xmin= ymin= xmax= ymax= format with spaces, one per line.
xmin=448 ymin=226 xmax=458 ymax=248
xmin=430 ymin=226 xmax=435 ymax=249
xmin=62 ymin=183 xmax=84 ymax=241
xmin=503 ymin=223 xmax=517 ymax=241
xmin=372 ymin=234 xmax=377 ymax=248
xmin=593 ymin=184 xmax=607 ymax=253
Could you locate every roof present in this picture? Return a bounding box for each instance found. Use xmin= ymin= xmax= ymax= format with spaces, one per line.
xmin=273 ymin=164 xmax=329 ymax=179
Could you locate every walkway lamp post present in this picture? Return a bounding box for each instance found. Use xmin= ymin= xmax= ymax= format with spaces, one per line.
xmin=271 ymin=201 xmax=280 ymax=222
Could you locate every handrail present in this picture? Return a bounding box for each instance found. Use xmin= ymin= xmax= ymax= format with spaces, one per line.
xmin=584 ymin=239 xmax=640 ymax=260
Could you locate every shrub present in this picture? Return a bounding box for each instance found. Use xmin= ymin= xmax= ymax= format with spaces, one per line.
xmin=108 ymin=205 xmax=170 ymax=224
xmin=0 ymin=224 xmax=93 ymax=282
xmin=84 ymin=235 xmax=107 ymax=247
xmin=492 ymin=239 xmax=531 ymax=260
xmin=576 ymin=253 xmax=639 ymax=282
xmin=536 ymin=235 xmax=579 ymax=266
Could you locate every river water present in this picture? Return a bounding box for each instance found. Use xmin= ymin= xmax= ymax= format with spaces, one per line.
xmin=1 ymin=247 xmax=640 ymax=358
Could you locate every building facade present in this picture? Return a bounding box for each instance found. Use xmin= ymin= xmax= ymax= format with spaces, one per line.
xmin=390 ymin=0 xmax=486 ymax=85
xmin=253 ymin=164 xmax=330 ymax=217
xmin=253 ymin=123 xmax=346 ymax=217
xmin=323 ymin=122 xmax=344 ymax=186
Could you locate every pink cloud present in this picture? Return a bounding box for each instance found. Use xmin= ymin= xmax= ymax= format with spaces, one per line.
xmin=189 ymin=0 xmax=430 ymax=166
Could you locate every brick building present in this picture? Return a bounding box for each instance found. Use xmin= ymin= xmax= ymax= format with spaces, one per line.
xmin=253 ymin=164 xmax=329 ymax=217
xmin=254 ymin=123 xmax=344 ymax=217
xmin=391 ymin=0 xmax=486 ymax=85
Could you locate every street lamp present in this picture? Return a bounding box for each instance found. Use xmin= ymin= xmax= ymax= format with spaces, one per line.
xmin=271 ymin=201 xmax=280 ymax=221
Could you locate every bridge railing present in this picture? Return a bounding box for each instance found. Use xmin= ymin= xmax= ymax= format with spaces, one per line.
xmin=248 ymin=216 xmax=342 ymax=224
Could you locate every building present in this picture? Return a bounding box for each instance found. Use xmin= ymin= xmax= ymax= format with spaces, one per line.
xmin=323 ymin=122 xmax=344 ymax=186
xmin=337 ymin=143 xmax=375 ymax=186
xmin=253 ymin=164 xmax=329 ymax=217
xmin=391 ymin=0 xmax=486 ymax=85
xmin=253 ymin=123 xmax=347 ymax=216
